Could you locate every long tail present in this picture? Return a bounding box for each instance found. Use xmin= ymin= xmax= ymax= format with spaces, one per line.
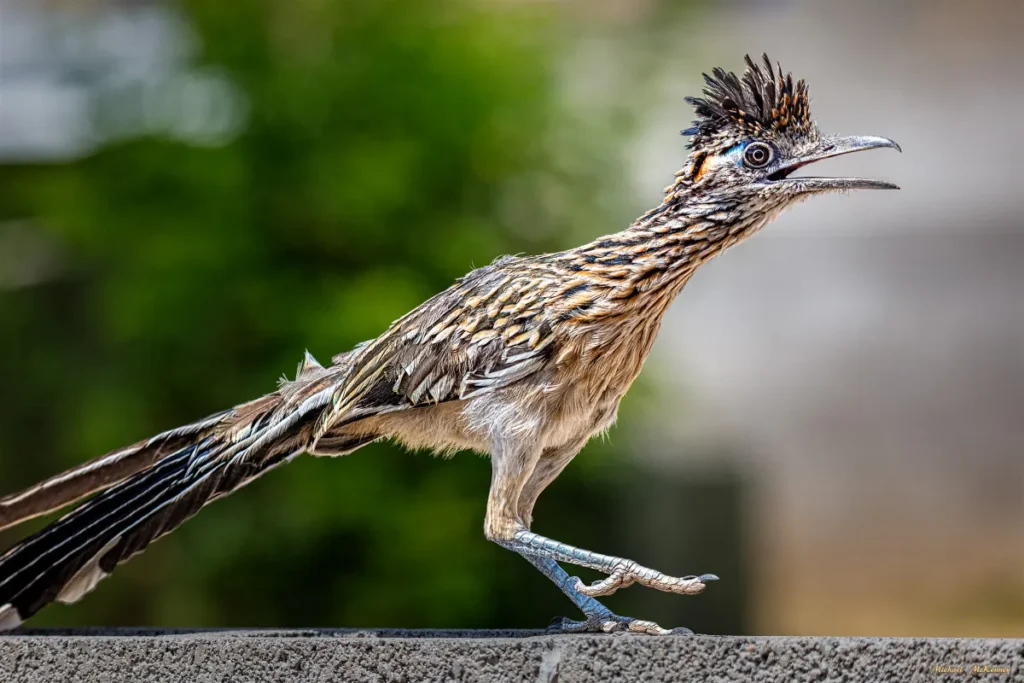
xmin=0 ymin=412 xmax=233 ymax=533
xmin=0 ymin=352 xmax=353 ymax=630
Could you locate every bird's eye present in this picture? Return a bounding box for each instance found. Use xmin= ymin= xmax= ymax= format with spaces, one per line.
xmin=743 ymin=142 xmax=774 ymax=169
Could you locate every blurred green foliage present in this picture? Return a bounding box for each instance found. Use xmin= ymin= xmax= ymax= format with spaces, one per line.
xmin=0 ymin=0 xmax=744 ymax=632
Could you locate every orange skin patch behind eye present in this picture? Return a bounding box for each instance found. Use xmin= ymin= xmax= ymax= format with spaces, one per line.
xmin=692 ymin=153 xmax=710 ymax=182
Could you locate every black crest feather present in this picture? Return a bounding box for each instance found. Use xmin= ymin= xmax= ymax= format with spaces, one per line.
xmin=683 ymin=54 xmax=813 ymax=147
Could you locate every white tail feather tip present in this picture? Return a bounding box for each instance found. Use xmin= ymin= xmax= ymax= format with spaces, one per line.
xmin=56 ymin=536 xmax=120 ymax=605
xmin=0 ymin=604 xmax=22 ymax=631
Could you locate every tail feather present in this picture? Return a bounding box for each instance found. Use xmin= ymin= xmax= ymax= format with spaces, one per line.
xmin=0 ymin=390 xmax=329 ymax=628
xmin=0 ymin=352 xmax=366 ymax=629
xmin=0 ymin=439 xmax=219 ymax=621
xmin=0 ymin=411 xmax=232 ymax=532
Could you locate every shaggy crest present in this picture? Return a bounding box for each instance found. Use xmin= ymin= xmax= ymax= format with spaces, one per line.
xmin=683 ymin=54 xmax=813 ymax=147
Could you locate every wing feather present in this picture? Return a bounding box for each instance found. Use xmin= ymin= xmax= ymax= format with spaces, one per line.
xmin=314 ymin=256 xmax=564 ymax=440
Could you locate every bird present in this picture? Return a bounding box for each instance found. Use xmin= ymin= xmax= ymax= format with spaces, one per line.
xmin=0 ymin=54 xmax=899 ymax=635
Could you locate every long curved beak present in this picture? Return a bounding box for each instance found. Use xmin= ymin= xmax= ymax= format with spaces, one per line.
xmin=768 ymin=135 xmax=901 ymax=192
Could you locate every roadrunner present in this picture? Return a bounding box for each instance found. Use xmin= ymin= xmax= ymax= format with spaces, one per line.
xmin=0 ymin=55 xmax=899 ymax=634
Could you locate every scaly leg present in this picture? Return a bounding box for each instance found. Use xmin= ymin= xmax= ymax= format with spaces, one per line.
xmin=499 ymin=527 xmax=716 ymax=598
xmin=487 ymin=442 xmax=716 ymax=634
xmin=520 ymin=554 xmax=693 ymax=635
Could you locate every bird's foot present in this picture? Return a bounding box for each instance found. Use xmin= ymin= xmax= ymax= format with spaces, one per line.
xmin=574 ymin=564 xmax=718 ymax=598
xmin=506 ymin=529 xmax=717 ymax=598
xmin=548 ymin=613 xmax=693 ymax=636
xmin=518 ymin=550 xmax=707 ymax=636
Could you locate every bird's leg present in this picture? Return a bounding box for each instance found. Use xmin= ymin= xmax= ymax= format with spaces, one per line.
xmin=509 ymin=445 xmax=715 ymax=599
xmin=515 ymin=442 xmax=581 ymax=531
xmin=487 ymin=442 xmax=714 ymax=634
xmin=511 ymin=447 xmax=647 ymax=632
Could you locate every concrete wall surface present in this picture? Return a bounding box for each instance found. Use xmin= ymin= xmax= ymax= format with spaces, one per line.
xmin=0 ymin=629 xmax=1021 ymax=683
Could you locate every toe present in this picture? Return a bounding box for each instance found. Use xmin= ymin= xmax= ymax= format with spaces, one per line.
xmin=547 ymin=616 xmax=571 ymax=631
xmin=626 ymin=619 xmax=672 ymax=636
xmin=549 ymin=616 xmax=590 ymax=633
xmin=575 ymin=572 xmax=627 ymax=598
xmin=546 ymin=612 xmax=689 ymax=636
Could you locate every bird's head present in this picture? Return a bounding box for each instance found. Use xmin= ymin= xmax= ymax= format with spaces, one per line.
xmin=676 ymin=54 xmax=899 ymax=210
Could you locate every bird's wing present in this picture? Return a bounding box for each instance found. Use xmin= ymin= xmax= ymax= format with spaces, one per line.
xmin=316 ymin=256 xmax=567 ymax=437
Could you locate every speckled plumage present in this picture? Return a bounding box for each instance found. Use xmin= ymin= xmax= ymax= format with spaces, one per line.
xmin=0 ymin=55 xmax=900 ymax=635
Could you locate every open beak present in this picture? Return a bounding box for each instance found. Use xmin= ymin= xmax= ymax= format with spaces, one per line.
xmin=767 ymin=135 xmax=901 ymax=193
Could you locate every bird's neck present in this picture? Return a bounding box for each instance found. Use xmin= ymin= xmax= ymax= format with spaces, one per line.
xmin=564 ymin=187 xmax=768 ymax=307
xmin=541 ymin=186 xmax=781 ymax=374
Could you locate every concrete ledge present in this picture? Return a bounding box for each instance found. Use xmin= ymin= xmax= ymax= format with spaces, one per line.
xmin=1 ymin=629 xmax=1020 ymax=682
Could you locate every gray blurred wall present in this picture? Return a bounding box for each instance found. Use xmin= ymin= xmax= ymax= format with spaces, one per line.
xmin=627 ymin=0 xmax=1023 ymax=636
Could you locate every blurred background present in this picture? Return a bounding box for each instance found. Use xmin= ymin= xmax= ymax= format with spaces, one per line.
xmin=0 ymin=0 xmax=1020 ymax=637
